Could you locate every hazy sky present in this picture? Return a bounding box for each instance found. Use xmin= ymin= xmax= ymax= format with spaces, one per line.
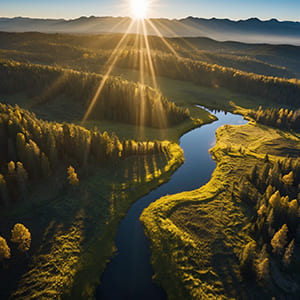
xmin=0 ymin=0 xmax=299 ymax=21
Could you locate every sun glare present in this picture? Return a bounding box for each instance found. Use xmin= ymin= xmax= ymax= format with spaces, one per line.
xmin=131 ymin=0 xmax=148 ymax=19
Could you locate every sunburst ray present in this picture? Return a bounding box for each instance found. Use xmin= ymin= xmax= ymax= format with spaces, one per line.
xmin=82 ymin=19 xmax=135 ymax=124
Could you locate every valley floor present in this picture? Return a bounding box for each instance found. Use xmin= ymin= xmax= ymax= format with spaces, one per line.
xmin=141 ymin=123 xmax=300 ymax=299
xmin=0 ymin=140 xmax=184 ymax=299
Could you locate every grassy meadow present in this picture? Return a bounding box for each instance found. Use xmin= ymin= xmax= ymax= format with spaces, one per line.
xmin=141 ymin=122 xmax=300 ymax=299
xmin=0 ymin=30 xmax=299 ymax=300
xmin=1 ymin=138 xmax=183 ymax=299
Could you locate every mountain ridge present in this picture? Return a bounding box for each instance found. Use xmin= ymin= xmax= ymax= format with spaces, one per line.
xmin=1 ymin=16 xmax=300 ymax=45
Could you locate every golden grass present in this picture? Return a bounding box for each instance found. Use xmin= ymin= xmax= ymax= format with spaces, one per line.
xmin=5 ymin=142 xmax=184 ymax=299
xmin=141 ymin=123 xmax=300 ymax=299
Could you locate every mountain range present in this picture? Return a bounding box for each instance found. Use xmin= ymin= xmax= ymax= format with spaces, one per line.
xmin=0 ymin=16 xmax=300 ymax=45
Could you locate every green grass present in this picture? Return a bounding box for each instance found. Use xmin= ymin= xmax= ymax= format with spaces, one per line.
xmin=1 ymin=142 xmax=184 ymax=299
xmin=1 ymin=40 xmax=295 ymax=299
xmin=0 ymin=91 xmax=215 ymax=143
xmin=112 ymin=67 xmax=273 ymax=112
xmin=0 ymin=72 xmax=218 ymax=143
xmin=0 ymin=93 xmax=84 ymax=123
xmin=140 ymin=122 xmax=300 ymax=299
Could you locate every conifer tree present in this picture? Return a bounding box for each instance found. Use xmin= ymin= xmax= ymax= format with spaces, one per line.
xmin=16 ymin=162 xmax=28 ymax=201
xmin=0 ymin=174 xmax=10 ymax=207
xmin=0 ymin=236 xmax=11 ymax=264
xmin=282 ymin=171 xmax=294 ymax=186
xmin=67 ymin=166 xmax=79 ymax=187
xmin=257 ymin=258 xmax=269 ymax=281
xmin=11 ymin=223 xmax=31 ymax=255
xmin=239 ymin=241 xmax=257 ymax=277
xmin=283 ymin=239 xmax=294 ymax=267
xmin=271 ymin=224 xmax=288 ymax=255
xmin=269 ymin=191 xmax=281 ymax=209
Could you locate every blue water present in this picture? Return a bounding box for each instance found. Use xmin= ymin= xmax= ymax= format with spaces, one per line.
xmin=96 ymin=108 xmax=248 ymax=300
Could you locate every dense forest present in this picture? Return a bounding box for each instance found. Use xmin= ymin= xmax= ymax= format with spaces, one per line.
xmin=116 ymin=50 xmax=300 ymax=108
xmin=235 ymin=156 xmax=300 ymax=280
xmin=0 ymin=32 xmax=299 ymax=79
xmin=1 ymin=30 xmax=300 ymax=299
xmin=1 ymin=33 xmax=300 ymax=109
xmin=247 ymin=106 xmax=300 ymax=131
xmin=0 ymin=61 xmax=190 ymax=128
xmin=0 ymin=103 xmax=171 ymax=207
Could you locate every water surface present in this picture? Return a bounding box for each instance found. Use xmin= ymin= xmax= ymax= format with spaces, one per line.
xmin=96 ymin=108 xmax=248 ymax=300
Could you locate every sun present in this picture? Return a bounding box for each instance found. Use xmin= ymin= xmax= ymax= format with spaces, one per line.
xmin=131 ymin=0 xmax=148 ymax=19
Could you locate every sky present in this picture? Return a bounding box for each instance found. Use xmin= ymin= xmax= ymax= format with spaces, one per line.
xmin=0 ymin=0 xmax=299 ymax=21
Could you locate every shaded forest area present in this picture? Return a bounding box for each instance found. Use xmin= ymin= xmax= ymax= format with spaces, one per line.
xmin=0 ymin=61 xmax=190 ymax=128
xmin=236 ymin=156 xmax=300 ymax=286
xmin=0 ymin=32 xmax=299 ymax=79
xmin=0 ymin=103 xmax=171 ymax=207
xmin=140 ymin=123 xmax=300 ymax=299
xmin=247 ymin=106 xmax=300 ymax=131
xmin=1 ymin=32 xmax=300 ymax=109
xmin=0 ymin=30 xmax=299 ymax=299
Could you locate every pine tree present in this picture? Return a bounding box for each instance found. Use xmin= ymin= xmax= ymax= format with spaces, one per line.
xmin=11 ymin=223 xmax=31 ymax=255
xmin=271 ymin=224 xmax=288 ymax=255
xmin=282 ymin=171 xmax=294 ymax=186
xmin=265 ymin=185 xmax=275 ymax=200
xmin=257 ymin=258 xmax=270 ymax=281
xmin=283 ymin=239 xmax=294 ymax=267
xmin=257 ymin=204 xmax=267 ymax=217
xmin=16 ymin=132 xmax=26 ymax=163
xmin=0 ymin=236 xmax=11 ymax=264
xmin=16 ymin=162 xmax=28 ymax=201
xmin=67 ymin=166 xmax=79 ymax=187
xmin=7 ymin=161 xmax=16 ymax=175
xmin=239 ymin=241 xmax=257 ymax=277
xmin=269 ymin=191 xmax=281 ymax=209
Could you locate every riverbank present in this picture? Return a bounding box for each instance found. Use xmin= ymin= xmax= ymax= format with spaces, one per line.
xmin=4 ymin=141 xmax=184 ymax=300
xmin=97 ymin=110 xmax=248 ymax=299
xmin=0 ymin=77 xmax=215 ymax=299
xmin=140 ymin=122 xmax=300 ymax=299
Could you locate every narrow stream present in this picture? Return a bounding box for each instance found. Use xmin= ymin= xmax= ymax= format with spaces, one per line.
xmin=96 ymin=108 xmax=248 ymax=300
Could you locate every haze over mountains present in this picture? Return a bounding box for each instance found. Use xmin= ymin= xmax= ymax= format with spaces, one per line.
xmin=1 ymin=16 xmax=300 ymax=45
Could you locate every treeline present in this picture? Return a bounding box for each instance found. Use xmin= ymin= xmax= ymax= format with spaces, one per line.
xmin=116 ymin=49 xmax=300 ymax=108
xmin=0 ymin=32 xmax=297 ymax=80
xmin=0 ymin=223 xmax=31 ymax=264
xmin=0 ymin=103 xmax=170 ymax=206
xmin=248 ymin=106 xmax=300 ymax=131
xmin=233 ymin=156 xmax=300 ymax=280
xmin=0 ymin=60 xmax=189 ymax=128
xmin=2 ymin=32 xmax=300 ymax=110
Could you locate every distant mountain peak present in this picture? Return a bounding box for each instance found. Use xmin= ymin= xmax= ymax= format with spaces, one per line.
xmin=269 ymin=18 xmax=279 ymax=22
xmin=0 ymin=16 xmax=299 ymax=46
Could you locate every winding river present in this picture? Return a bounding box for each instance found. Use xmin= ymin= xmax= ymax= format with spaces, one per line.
xmin=96 ymin=108 xmax=248 ymax=300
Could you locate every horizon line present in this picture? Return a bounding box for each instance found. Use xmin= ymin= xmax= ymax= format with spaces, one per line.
xmin=1 ymin=15 xmax=299 ymax=23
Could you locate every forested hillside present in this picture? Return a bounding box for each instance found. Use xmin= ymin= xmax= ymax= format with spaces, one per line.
xmin=0 ymin=102 xmax=184 ymax=299
xmin=1 ymin=33 xmax=300 ymax=109
xmin=0 ymin=28 xmax=299 ymax=300
xmin=247 ymin=106 xmax=300 ymax=130
xmin=117 ymin=52 xmax=300 ymax=107
xmin=1 ymin=32 xmax=299 ymax=78
xmin=141 ymin=123 xmax=300 ymax=299
xmin=0 ymin=103 xmax=172 ymax=207
xmin=0 ymin=61 xmax=190 ymax=128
